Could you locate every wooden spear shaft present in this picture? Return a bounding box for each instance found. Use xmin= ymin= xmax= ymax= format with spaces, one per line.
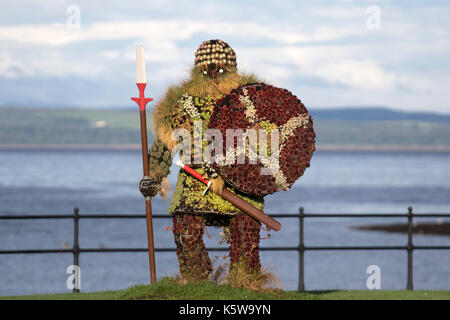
xmin=140 ymin=109 xmax=157 ymax=284
xmin=132 ymin=83 xmax=156 ymax=284
xmin=132 ymin=46 xmax=156 ymax=284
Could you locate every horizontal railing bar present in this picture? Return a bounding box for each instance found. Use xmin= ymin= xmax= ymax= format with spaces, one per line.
xmin=82 ymin=248 xmax=175 ymax=253
xmin=0 ymin=215 xmax=74 ymax=219
xmin=413 ymin=246 xmax=450 ymax=250
xmin=0 ymin=214 xmax=299 ymax=219
xmin=303 ymin=214 xmax=408 ymax=218
xmin=404 ymin=214 xmax=450 ymax=218
xmin=304 ymin=246 xmax=407 ymax=250
xmin=2 ymin=213 xmax=449 ymax=220
xmin=0 ymin=246 xmax=301 ymax=254
xmin=80 ymin=214 xmax=160 ymax=219
xmin=76 ymin=214 xmax=303 ymax=219
xmin=302 ymin=214 xmax=450 ymax=218
xmin=0 ymin=214 xmax=156 ymax=219
xmin=0 ymin=249 xmax=74 ymax=254
xmin=305 ymin=246 xmax=450 ymax=250
xmin=3 ymin=245 xmax=450 ymax=255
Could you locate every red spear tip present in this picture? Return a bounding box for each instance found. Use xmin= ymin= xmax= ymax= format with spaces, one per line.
xmin=132 ymin=83 xmax=153 ymax=111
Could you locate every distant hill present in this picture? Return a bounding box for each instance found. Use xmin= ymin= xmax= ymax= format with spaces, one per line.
xmin=0 ymin=107 xmax=141 ymax=145
xmin=0 ymin=106 xmax=449 ymax=150
xmin=309 ymin=107 xmax=450 ymax=123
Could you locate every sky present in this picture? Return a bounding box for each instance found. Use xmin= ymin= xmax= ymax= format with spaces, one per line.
xmin=0 ymin=0 xmax=449 ymax=114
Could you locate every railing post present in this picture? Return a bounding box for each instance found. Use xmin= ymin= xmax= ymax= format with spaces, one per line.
xmin=298 ymin=207 xmax=305 ymax=292
xmin=407 ymin=206 xmax=414 ymax=290
xmin=73 ymin=207 xmax=80 ymax=293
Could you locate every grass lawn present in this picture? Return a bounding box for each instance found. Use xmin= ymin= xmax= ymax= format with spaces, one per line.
xmin=1 ymin=277 xmax=449 ymax=300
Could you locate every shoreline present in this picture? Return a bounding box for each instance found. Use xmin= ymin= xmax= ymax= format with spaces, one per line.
xmin=1 ymin=143 xmax=450 ymax=152
xmin=352 ymin=222 xmax=450 ymax=236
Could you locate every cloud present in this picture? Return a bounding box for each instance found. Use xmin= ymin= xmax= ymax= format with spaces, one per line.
xmin=101 ymin=50 xmax=120 ymax=60
xmin=0 ymin=19 xmax=373 ymax=84
xmin=0 ymin=19 xmax=367 ymax=47
xmin=244 ymin=46 xmax=396 ymax=90
xmin=0 ymin=1 xmax=449 ymax=113
xmin=0 ymin=50 xmax=105 ymax=78
xmin=0 ymin=52 xmax=32 ymax=78
xmin=313 ymin=59 xmax=396 ymax=90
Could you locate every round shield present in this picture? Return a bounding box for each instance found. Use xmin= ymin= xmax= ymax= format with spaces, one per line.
xmin=208 ymin=83 xmax=315 ymax=196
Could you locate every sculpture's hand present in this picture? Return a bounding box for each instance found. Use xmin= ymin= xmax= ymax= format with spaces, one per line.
xmin=139 ymin=176 xmax=161 ymax=198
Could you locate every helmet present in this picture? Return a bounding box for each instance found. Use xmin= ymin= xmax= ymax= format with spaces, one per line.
xmin=194 ymin=39 xmax=237 ymax=70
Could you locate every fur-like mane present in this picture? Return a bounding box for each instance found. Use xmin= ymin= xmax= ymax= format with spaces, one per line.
xmin=152 ymin=66 xmax=262 ymax=151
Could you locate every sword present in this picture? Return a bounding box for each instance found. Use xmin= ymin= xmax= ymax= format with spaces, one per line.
xmin=175 ymin=160 xmax=281 ymax=231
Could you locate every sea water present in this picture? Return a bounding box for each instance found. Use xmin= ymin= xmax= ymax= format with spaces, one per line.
xmin=0 ymin=150 xmax=449 ymax=295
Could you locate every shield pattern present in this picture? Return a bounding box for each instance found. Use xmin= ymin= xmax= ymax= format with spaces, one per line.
xmin=208 ymin=83 xmax=316 ymax=196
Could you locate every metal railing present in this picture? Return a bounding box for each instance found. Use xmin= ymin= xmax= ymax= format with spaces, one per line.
xmin=1 ymin=206 xmax=449 ymax=292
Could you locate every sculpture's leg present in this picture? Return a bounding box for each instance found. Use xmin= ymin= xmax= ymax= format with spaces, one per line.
xmin=229 ymin=214 xmax=261 ymax=272
xmin=172 ymin=213 xmax=212 ymax=280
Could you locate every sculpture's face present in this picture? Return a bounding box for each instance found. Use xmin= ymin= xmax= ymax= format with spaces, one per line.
xmin=202 ymin=63 xmax=225 ymax=79
xmin=194 ymin=39 xmax=237 ymax=80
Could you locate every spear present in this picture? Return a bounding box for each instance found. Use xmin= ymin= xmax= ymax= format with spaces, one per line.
xmin=131 ymin=46 xmax=156 ymax=284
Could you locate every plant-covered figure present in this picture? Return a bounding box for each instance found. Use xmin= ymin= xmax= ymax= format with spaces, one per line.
xmin=139 ymin=40 xmax=265 ymax=280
